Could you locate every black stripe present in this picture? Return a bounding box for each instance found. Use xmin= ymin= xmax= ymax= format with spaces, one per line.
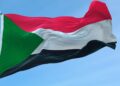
xmin=0 ymin=40 xmax=116 ymax=78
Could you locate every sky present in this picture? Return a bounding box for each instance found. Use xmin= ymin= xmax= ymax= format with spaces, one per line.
xmin=0 ymin=0 xmax=120 ymax=86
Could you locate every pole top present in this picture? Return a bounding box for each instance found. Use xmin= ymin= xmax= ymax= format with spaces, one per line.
xmin=0 ymin=11 xmax=2 ymax=14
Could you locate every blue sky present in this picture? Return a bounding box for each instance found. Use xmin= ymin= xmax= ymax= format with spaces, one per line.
xmin=0 ymin=0 xmax=120 ymax=86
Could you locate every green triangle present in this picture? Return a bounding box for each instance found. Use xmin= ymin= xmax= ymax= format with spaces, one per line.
xmin=0 ymin=16 xmax=43 ymax=75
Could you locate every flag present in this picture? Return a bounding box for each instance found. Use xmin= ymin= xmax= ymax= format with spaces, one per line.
xmin=0 ymin=1 xmax=116 ymax=78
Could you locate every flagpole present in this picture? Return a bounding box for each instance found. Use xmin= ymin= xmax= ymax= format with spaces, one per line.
xmin=0 ymin=11 xmax=2 ymax=15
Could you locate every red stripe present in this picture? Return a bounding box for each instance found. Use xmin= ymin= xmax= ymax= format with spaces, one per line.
xmin=5 ymin=1 xmax=111 ymax=33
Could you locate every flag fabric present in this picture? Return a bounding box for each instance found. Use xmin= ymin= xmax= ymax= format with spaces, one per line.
xmin=0 ymin=1 xmax=116 ymax=78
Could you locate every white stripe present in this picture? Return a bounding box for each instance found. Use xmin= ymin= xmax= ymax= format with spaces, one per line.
xmin=32 ymin=20 xmax=116 ymax=54
xmin=0 ymin=14 xmax=4 ymax=54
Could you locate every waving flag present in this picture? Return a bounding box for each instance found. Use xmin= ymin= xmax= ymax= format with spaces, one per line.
xmin=0 ymin=1 xmax=116 ymax=78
